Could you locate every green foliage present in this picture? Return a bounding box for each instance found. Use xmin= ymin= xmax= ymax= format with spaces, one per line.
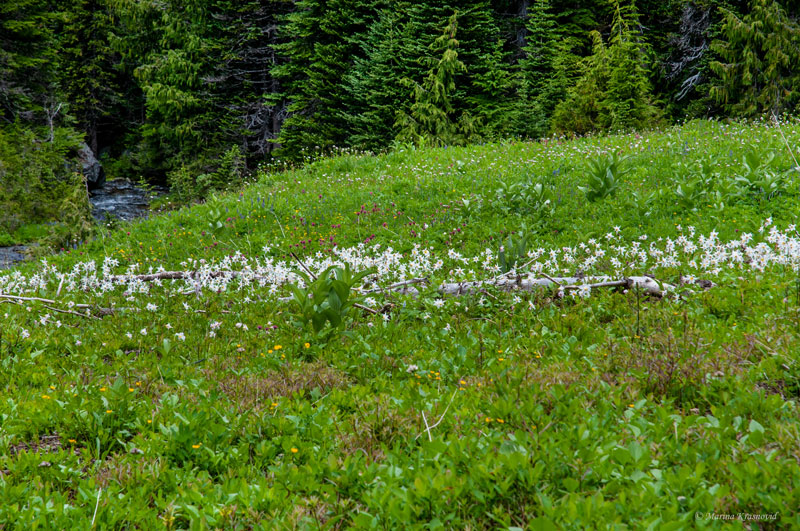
xmin=734 ymin=147 xmax=789 ymax=200
xmin=290 ymin=265 xmax=376 ymax=334
xmin=106 ymin=0 xmax=290 ymax=177
xmin=0 ymin=0 xmax=61 ymax=122
xmin=274 ymin=0 xmax=382 ymax=158
xmin=204 ymin=202 xmax=226 ymax=236
xmin=168 ymin=145 xmax=245 ymax=202
xmin=710 ymin=0 xmax=800 ymax=117
xmin=497 ymin=231 xmax=530 ymax=273
xmin=671 ymin=157 xmax=717 ymax=211
xmin=514 ymin=0 xmax=569 ymax=138
xmin=580 ymin=151 xmax=632 ymax=201
xmin=344 ymin=2 xmax=512 ymax=151
xmin=343 ymin=7 xmax=410 ymax=150
xmin=59 ymin=0 xmax=123 ymax=154
xmin=45 ymin=174 xmax=94 ymax=250
xmin=6 ymin=0 xmax=786 ymax=190
xmin=628 ymin=188 xmax=663 ymax=219
xmin=0 ymin=123 xmax=91 ymax=239
xmin=551 ymin=0 xmax=662 ymax=135
xmin=494 ymin=177 xmax=553 ymax=216
xmin=395 ymin=13 xmax=481 ymax=147
xmin=108 ymin=0 xmax=221 ymax=173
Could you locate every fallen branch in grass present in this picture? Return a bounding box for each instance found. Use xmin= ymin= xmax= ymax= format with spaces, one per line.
xmin=437 ymin=275 xmax=713 ymax=298
xmin=41 ymin=304 xmax=100 ymax=320
xmin=360 ymin=277 xmax=429 ymax=297
xmin=415 ymin=389 xmax=459 ymax=441
xmin=0 ymin=294 xmax=121 ymax=318
xmin=538 ymin=272 xmax=564 ymax=287
xmin=421 ymin=411 xmax=432 ymax=442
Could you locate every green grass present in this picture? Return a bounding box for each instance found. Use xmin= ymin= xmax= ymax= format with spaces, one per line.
xmin=1 ymin=119 xmax=800 ymax=528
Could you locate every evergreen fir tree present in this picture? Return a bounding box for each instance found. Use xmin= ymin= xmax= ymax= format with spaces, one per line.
xmin=710 ymin=0 xmax=800 ymax=117
xmin=344 ymin=1 xmax=511 ymax=151
xmin=60 ymin=0 xmax=124 ymax=154
xmin=514 ymin=0 xmax=563 ymax=137
xmin=344 ymin=5 xmax=411 ymax=150
xmin=108 ymin=0 xmax=239 ymax=177
xmin=273 ymin=0 xmax=384 ymax=158
xmin=0 ymin=0 xmax=61 ymax=124
xmin=395 ymin=13 xmax=480 ymax=147
xmin=217 ymin=1 xmax=293 ymax=159
xmin=551 ymin=0 xmax=661 ymax=134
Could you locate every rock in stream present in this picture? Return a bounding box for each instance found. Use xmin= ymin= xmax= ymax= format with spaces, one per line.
xmin=90 ymin=179 xmax=166 ymax=222
xmin=0 ymin=245 xmax=29 ymax=270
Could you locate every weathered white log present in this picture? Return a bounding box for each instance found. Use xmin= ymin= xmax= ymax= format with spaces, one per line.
xmin=438 ymin=275 xmax=675 ymax=298
xmin=110 ymin=270 xmax=230 ymax=282
xmin=0 ymin=293 xmax=123 ymax=318
xmin=116 ymin=271 xmax=429 ymax=298
xmin=359 ymin=278 xmax=428 ymax=297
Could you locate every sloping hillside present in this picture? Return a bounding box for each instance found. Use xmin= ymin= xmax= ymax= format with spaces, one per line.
xmin=1 ymin=120 xmax=799 ymax=527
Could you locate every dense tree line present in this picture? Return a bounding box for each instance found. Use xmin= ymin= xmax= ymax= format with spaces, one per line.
xmin=2 ymin=0 xmax=800 ymax=203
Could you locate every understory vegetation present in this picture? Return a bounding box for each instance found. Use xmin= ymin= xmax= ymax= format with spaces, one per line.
xmin=1 ymin=119 xmax=800 ymax=527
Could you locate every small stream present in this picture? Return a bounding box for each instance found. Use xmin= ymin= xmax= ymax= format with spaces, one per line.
xmin=0 ymin=180 xmax=164 ymax=270
xmin=90 ymin=179 xmax=167 ymax=222
xmin=0 ymin=246 xmax=28 ymax=270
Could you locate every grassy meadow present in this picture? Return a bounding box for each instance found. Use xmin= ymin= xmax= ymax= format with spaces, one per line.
xmin=2 ymin=119 xmax=800 ymax=528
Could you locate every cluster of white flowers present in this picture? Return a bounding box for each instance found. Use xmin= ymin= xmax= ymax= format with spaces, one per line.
xmin=2 ymin=220 xmax=799 ymax=316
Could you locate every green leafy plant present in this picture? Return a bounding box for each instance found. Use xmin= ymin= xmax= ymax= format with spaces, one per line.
xmin=628 ymin=188 xmax=662 ymax=219
xmin=458 ymin=194 xmax=483 ymax=219
xmin=498 ymin=231 xmax=529 ymax=274
xmin=290 ymin=265 xmax=376 ymax=334
xmin=205 ymin=205 xmax=225 ymax=236
xmin=495 ymin=178 xmax=553 ymax=215
xmin=674 ymin=178 xmax=707 ymax=211
xmin=580 ymin=152 xmax=631 ymax=202
xmin=733 ymin=148 xmax=787 ymax=200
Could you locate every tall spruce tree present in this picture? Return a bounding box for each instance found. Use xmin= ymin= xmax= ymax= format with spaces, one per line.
xmin=395 ymin=13 xmax=480 ymax=147
xmin=273 ymin=0 xmax=383 ymax=158
xmin=514 ymin=0 xmax=563 ymax=137
xmin=60 ymin=0 xmax=124 ymax=155
xmin=551 ymin=0 xmax=661 ymax=134
xmin=214 ymin=1 xmax=293 ymax=158
xmin=0 ymin=0 xmax=61 ymax=125
xmin=710 ymin=0 xmax=800 ymax=117
xmin=108 ymin=0 xmax=257 ymax=178
xmin=343 ymin=6 xmax=411 ymax=150
xmin=343 ymin=1 xmax=511 ymax=151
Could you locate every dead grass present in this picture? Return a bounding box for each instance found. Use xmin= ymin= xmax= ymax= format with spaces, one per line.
xmin=205 ymin=361 xmax=352 ymax=413
xmin=94 ymin=452 xmax=163 ymax=489
xmin=9 ymin=433 xmax=62 ymax=456
xmin=605 ymin=332 xmax=759 ymax=400
xmin=334 ymin=394 xmax=420 ymax=463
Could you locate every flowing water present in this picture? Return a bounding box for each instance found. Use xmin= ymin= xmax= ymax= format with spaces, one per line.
xmin=90 ymin=179 xmax=166 ymax=222
xmin=0 ymin=246 xmax=28 ymax=270
xmin=0 ymin=180 xmax=164 ymax=270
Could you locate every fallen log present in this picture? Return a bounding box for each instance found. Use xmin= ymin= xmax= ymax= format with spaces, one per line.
xmin=438 ymin=275 xmax=676 ymax=298
xmin=111 ymin=269 xmax=429 ymax=296
xmin=0 ymin=294 xmax=123 ymax=318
